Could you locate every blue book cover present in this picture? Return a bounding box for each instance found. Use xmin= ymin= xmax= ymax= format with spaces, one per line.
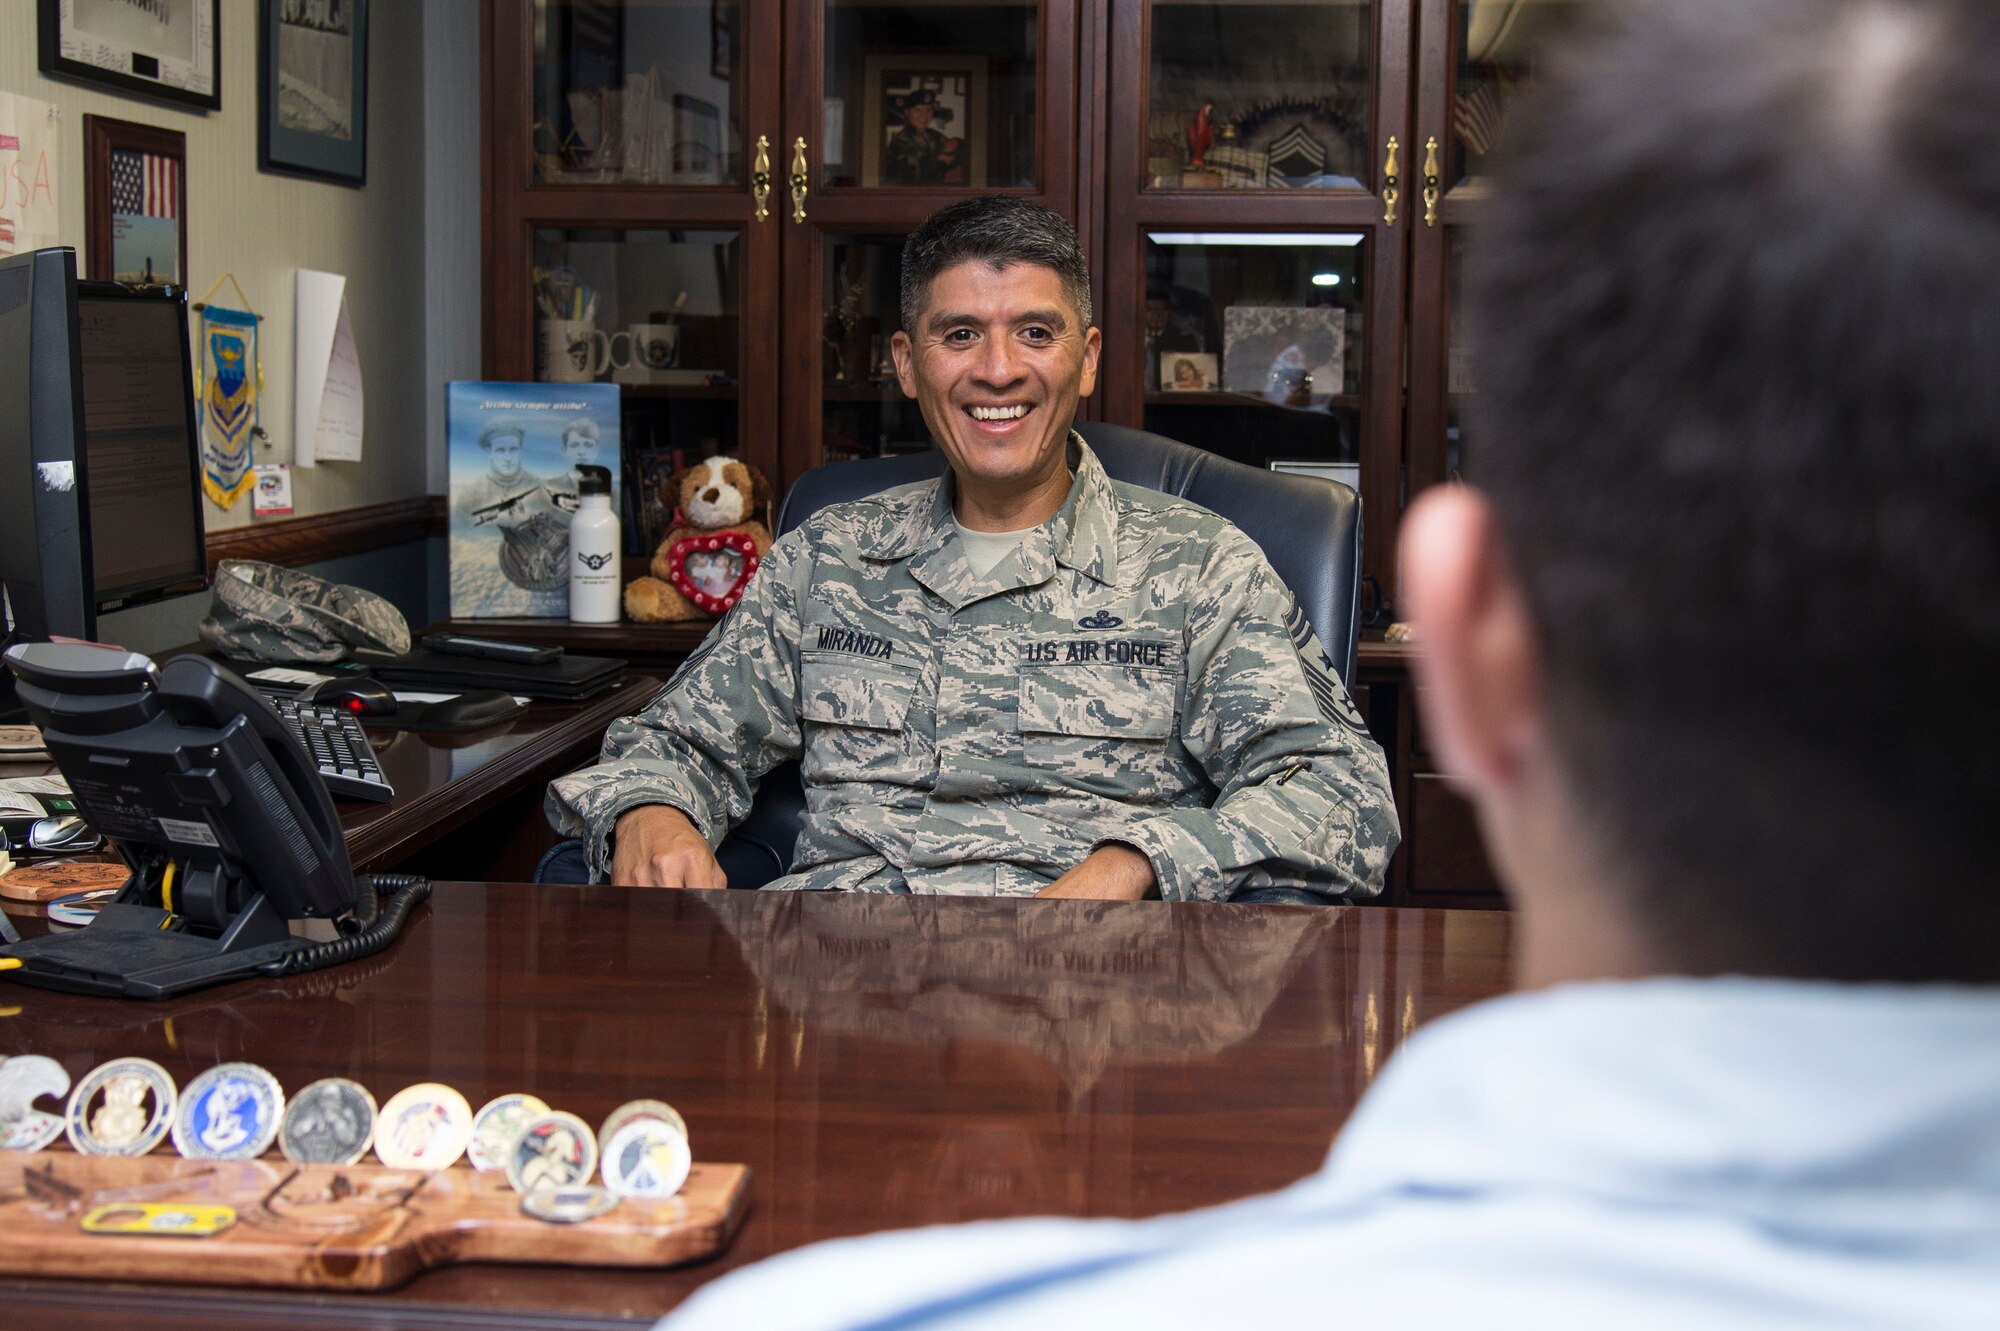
xmin=447 ymin=381 xmax=621 ymax=618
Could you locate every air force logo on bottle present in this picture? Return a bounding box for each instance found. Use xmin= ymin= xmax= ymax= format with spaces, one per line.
xmin=1076 ymin=609 xmax=1124 ymax=630
xmin=577 ymin=551 xmax=614 ymax=570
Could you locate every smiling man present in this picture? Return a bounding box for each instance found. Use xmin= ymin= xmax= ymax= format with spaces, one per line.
xmin=547 ymin=197 xmax=1396 ymax=898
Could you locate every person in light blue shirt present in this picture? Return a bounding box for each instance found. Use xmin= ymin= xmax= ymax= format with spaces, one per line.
xmin=662 ymin=0 xmax=2000 ymax=1325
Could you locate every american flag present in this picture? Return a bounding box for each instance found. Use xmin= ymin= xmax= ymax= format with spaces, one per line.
xmin=111 ymin=149 xmax=177 ymax=219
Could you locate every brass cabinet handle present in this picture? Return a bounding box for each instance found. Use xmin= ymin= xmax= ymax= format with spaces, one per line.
xmin=751 ymin=135 xmax=772 ymax=222
xmin=1422 ymin=135 xmax=1441 ymax=228
xmin=1381 ymin=136 xmax=1400 ymax=226
xmin=790 ymin=138 xmax=810 ymax=223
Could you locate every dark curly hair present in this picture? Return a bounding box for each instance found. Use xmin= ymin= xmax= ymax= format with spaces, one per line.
xmin=900 ymin=197 xmax=1092 ymax=332
xmin=1471 ymin=0 xmax=2000 ymax=980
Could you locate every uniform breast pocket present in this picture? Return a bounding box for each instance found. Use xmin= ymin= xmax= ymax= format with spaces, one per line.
xmin=1018 ymin=638 xmax=1184 ymax=800
xmin=798 ymin=651 xmax=922 ymax=784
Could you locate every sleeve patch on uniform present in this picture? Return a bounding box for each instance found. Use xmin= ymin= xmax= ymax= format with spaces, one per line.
xmin=664 ymin=606 xmax=734 ymax=693
xmin=1284 ymin=600 xmax=1368 ymax=733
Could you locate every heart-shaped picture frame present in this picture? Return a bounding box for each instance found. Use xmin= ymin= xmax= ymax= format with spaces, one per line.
xmin=665 ymin=531 xmax=762 ymax=614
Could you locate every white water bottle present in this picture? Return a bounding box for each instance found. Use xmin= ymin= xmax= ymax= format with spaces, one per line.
xmin=568 ymin=464 xmax=621 ymax=624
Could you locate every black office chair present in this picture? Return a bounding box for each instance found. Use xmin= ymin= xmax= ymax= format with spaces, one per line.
xmin=708 ymin=421 xmax=1364 ymax=903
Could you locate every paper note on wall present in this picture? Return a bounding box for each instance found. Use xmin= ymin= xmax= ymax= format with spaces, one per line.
xmin=0 ymin=94 xmax=61 ymax=258
xmin=295 ymin=268 xmax=365 ymax=466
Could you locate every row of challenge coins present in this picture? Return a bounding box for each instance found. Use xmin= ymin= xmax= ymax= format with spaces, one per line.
xmin=0 ymin=1055 xmax=693 ymax=1224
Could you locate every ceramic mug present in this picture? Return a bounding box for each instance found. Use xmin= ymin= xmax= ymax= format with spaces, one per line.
xmin=537 ymin=319 xmax=611 ymax=383
xmin=626 ymin=321 xmax=680 ymax=372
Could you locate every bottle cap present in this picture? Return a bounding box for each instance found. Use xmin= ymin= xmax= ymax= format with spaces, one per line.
xmin=576 ymin=465 xmax=613 ymax=497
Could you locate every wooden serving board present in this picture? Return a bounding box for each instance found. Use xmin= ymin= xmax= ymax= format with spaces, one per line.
xmin=0 ymin=1148 xmax=750 ymax=1291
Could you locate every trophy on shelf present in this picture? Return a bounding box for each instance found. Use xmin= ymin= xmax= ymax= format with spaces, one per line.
xmin=823 ymin=273 xmax=866 ymax=384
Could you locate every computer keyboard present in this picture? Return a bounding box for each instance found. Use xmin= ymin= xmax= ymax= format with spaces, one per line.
xmin=271 ymin=696 xmax=395 ymax=803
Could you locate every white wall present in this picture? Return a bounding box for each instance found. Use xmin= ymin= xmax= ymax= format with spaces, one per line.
xmin=421 ymin=0 xmax=481 ymax=498
xmin=0 ymin=0 xmax=431 ymax=532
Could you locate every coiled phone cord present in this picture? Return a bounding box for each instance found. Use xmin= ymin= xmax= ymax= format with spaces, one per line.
xmin=258 ymin=873 xmax=431 ymax=977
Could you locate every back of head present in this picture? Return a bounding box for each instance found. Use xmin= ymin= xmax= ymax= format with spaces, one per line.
xmin=901 ymin=196 xmax=1093 ymax=331
xmin=1472 ymin=0 xmax=2000 ymax=981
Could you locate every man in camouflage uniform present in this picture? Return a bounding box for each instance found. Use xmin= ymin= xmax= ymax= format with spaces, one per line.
xmin=547 ymin=197 xmax=1397 ymax=900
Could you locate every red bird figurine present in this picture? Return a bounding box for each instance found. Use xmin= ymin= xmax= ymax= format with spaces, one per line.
xmin=1187 ymin=103 xmax=1214 ymax=168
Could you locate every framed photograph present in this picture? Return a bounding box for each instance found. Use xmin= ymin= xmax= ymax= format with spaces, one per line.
xmin=84 ymin=115 xmax=186 ymax=285
xmin=1222 ymin=306 xmax=1347 ymax=399
xmin=259 ymin=0 xmax=369 ymax=186
xmin=861 ymin=54 xmax=987 ymax=188
xmin=671 ymin=94 xmax=722 ymax=185
xmin=1160 ymin=352 xmax=1218 ymax=392
xmin=39 ymin=0 xmax=220 ymax=112
xmin=1270 ymin=459 xmax=1361 ymax=494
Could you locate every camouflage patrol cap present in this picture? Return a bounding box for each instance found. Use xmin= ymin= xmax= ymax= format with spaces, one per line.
xmin=197 ymin=560 xmax=412 ymax=664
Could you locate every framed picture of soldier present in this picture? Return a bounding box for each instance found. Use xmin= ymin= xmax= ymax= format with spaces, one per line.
xmin=860 ymin=55 xmax=987 ymax=188
xmin=259 ymin=0 xmax=370 ymax=187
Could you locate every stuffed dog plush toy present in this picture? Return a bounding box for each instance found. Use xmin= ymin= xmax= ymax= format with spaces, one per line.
xmin=624 ymin=454 xmax=775 ymax=622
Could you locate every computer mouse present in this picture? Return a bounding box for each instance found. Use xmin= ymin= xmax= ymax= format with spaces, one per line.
xmin=306 ymin=677 xmax=400 ymax=718
xmin=421 ymin=689 xmax=525 ymax=730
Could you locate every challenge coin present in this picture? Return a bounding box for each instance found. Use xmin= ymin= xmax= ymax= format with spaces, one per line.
xmin=65 ymin=1057 xmax=176 ymax=1156
xmin=279 ymin=1077 xmax=378 ymax=1165
xmin=597 ymin=1098 xmax=690 ymax=1157
xmin=0 ymin=860 xmax=130 ymax=902
xmin=521 ymin=1184 xmax=617 ymax=1224
xmin=374 ymin=1083 xmax=473 ymax=1170
xmin=1 ymin=1110 xmax=65 ymax=1151
xmin=0 ymin=1052 xmax=69 ymax=1153
xmin=468 ymin=1092 xmax=548 ymax=1172
xmin=601 ymin=1117 xmax=693 ymax=1200
xmin=0 ymin=1053 xmax=70 ymax=1126
xmin=173 ymin=1062 xmax=285 ymax=1160
xmin=505 ymin=1110 xmax=598 ymax=1194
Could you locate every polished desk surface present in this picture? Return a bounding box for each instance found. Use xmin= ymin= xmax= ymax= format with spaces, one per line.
xmin=0 ymin=885 xmax=1512 ymax=1329
xmin=333 ymin=674 xmax=659 ymax=872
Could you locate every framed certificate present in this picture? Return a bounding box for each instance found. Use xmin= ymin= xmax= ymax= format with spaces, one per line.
xmin=39 ymin=0 xmax=221 ymax=113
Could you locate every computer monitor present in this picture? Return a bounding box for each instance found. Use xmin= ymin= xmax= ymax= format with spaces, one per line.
xmin=0 ymin=247 xmax=206 ymax=716
xmin=0 ymin=246 xmax=92 ymax=645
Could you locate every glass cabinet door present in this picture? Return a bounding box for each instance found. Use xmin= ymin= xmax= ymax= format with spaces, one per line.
xmin=819 ymin=3 xmax=1043 ymax=191
xmin=530 ymin=0 xmax=745 ymax=187
xmin=1141 ymin=1 xmax=1380 ymax=195
xmin=1139 ymin=232 xmax=1368 ymax=487
xmin=529 ymin=228 xmax=760 ymax=553
xmin=776 ymin=2 xmax=1078 ymax=490
xmin=1436 ymin=0 xmax=1589 ymax=203
xmin=1407 ymin=0 xmax=1591 ymax=497
xmin=487 ymin=0 xmax=782 ymax=518
xmin=1105 ymin=0 xmax=1412 ymax=597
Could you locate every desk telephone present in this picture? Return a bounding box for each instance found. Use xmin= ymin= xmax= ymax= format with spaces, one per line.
xmin=0 ymin=643 xmax=429 ymax=998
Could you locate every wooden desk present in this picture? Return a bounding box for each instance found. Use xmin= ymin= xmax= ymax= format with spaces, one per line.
xmin=0 ymin=675 xmax=661 ymax=882
xmin=337 ymin=674 xmax=659 ymax=878
xmin=0 ymin=887 xmax=1513 ymax=1328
